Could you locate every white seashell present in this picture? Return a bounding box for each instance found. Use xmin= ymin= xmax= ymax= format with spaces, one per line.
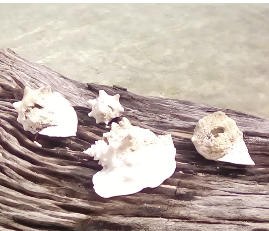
xmin=13 ymin=86 xmax=78 ymax=137
xmin=191 ymin=111 xmax=255 ymax=165
xmin=88 ymin=90 xmax=124 ymax=125
xmin=84 ymin=117 xmax=176 ymax=198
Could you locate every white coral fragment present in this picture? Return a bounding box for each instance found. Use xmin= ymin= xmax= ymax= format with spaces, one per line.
xmin=13 ymin=86 xmax=78 ymax=137
xmin=88 ymin=90 xmax=124 ymax=124
xmin=191 ymin=111 xmax=255 ymax=165
xmin=84 ymin=117 xmax=176 ymax=198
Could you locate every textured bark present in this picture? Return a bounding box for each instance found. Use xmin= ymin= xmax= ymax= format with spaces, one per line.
xmin=0 ymin=48 xmax=269 ymax=231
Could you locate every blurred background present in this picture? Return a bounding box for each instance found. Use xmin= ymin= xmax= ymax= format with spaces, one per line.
xmin=1 ymin=4 xmax=269 ymax=118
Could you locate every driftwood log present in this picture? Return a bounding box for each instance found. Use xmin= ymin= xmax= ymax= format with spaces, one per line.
xmin=0 ymin=48 xmax=268 ymax=231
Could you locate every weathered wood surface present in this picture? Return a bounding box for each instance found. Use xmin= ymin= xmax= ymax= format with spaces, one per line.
xmin=0 ymin=48 xmax=269 ymax=231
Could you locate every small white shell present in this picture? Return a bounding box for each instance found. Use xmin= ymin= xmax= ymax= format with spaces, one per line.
xmin=84 ymin=117 xmax=176 ymax=198
xmin=13 ymin=86 xmax=78 ymax=137
xmin=191 ymin=111 xmax=255 ymax=165
xmin=88 ymin=90 xmax=124 ymax=124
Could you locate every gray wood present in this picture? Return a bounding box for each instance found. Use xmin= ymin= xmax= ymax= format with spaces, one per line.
xmin=0 ymin=48 xmax=268 ymax=231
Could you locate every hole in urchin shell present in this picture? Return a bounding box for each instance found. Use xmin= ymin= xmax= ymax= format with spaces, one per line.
xmin=211 ymin=127 xmax=225 ymax=137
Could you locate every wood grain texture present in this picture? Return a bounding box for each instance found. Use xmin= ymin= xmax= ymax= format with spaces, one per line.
xmin=0 ymin=48 xmax=268 ymax=231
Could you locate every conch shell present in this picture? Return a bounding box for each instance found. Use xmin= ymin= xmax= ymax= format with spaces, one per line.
xmin=191 ymin=111 xmax=255 ymax=165
xmin=88 ymin=90 xmax=124 ymax=124
xmin=13 ymin=86 xmax=78 ymax=137
xmin=84 ymin=117 xmax=176 ymax=198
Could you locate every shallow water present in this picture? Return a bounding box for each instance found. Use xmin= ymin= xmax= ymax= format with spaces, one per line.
xmin=1 ymin=4 xmax=269 ymax=118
